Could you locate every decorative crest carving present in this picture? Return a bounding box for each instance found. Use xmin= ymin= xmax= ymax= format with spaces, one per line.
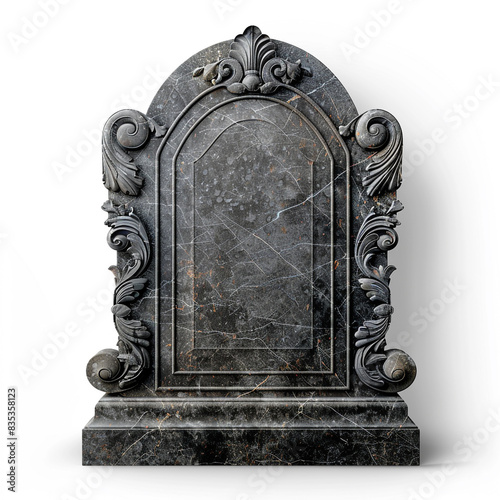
xmin=340 ymin=109 xmax=402 ymax=196
xmin=102 ymin=109 xmax=167 ymax=196
xmin=193 ymin=25 xmax=312 ymax=94
xmin=354 ymin=200 xmax=416 ymax=393
xmin=86 ymin=200 xmax=151 ymax=393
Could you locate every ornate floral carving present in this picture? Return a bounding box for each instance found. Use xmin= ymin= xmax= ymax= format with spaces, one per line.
xmin=102 ymin=109 xmax=167 ymax=196
xmin=192 ymin=25 xmax=312 ymax=94
xmin=340 ymin=109 xmax=402 ymax=196
xmin=86 ymin=200 xmax=151 ymax=393
xmin=354 ymin=200 xmax=416 ymax=393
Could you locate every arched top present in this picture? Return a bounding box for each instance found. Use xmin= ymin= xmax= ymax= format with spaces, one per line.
xmin=147 ymin=25 xmax=358 ymax=133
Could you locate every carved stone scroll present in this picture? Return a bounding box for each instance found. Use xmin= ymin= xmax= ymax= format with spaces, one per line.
xmin=102 ymin=109 xmax=166 ymax=196
xmin=353 ymin=200 xmax=416 ymax=392
xmin=340 ymin=109 xmax=403 ymax=196
xmin=86 ymin=201 xmax=151 ymax=393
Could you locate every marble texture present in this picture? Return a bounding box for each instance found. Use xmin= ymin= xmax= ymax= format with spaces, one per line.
xmin=151 ymin=38 xmax=352 ymax=392
xmin=83 ymin=395 xmax=419 ymax=465
xmin=83 ymin=26 xmax=419 ymax=465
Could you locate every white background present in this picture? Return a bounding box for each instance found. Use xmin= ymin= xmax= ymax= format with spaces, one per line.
xmin=1 ymin=0 xmax=499 ymax=499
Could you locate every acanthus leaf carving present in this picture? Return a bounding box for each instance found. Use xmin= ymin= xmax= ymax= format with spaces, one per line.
xmin=340 ymin=109 xmax=402 ymax=196
xmin=102 ymin=109 xmax=167 ymax=196
xmin=354 ymin=200 xmax=416 ymax=393
xmin=192 ymin=26 xmax=312 ymax=94
xmin=86 ymin=200 xmax=151 ymax=393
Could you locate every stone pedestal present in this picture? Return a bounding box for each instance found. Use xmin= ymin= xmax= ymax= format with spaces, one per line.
xmin=83 ymin=395 xmax=418 ymax=465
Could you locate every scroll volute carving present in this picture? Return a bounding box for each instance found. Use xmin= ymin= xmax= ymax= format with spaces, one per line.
xmin=86 ymin=201 xmax=151 ymax=393
xmin=340 ymin=109 xmax=402 ymax=196
xmin=88 ymin=107 xmax=164 ymax=392
xmin=353 ymin=200 xmax=416 ymax=393
xmin=102 ymin=109 xmax=166 ymax=196
xmin=342 ymin=108 xmax=415 ymax=393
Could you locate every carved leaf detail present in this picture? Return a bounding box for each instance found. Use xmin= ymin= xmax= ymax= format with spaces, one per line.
xmin=354 ymin=202 xmax=416 ymax=393
xmin=111 ymin=304 xmax=131 ymax=318
xmin=192 ymin=67 xmax=204 ymax=77
xmin=192 ymin=61 xmax=221 ymax=82
xmin=102 ymin=109 xmax=167 ymax=196
xmin=229 ymin=25 xmax=276 ymax=77
xmin=192 ymin=26 xmax=312 ymax=94
xmin=227 ymin=82 xmax=247 ymax=94
xmin=260 ymin=82 xmax=280 ymax=94
xmin=340 ymin=109 xmax=403 ymax=196
xmin=86 ymin=202 xmax=152 ymax=393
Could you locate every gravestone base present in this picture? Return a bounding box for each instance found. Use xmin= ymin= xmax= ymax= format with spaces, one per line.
xmin=82 ymin=395 xmax=419 ymax=465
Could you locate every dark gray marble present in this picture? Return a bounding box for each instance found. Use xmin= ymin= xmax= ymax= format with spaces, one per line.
xmin=84 ymin=26 xmax=418 ymax=466
xmin=83 ymin=395 xmax=419 ymax=465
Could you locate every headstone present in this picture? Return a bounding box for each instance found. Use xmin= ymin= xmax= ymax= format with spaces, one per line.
xmin=83 ymin=26 xmax=419 ymax=466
